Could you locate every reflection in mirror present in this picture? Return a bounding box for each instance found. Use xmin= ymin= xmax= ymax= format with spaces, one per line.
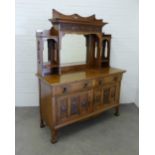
xmin=60 ymin=34 xmax=86 ymax=66
xmin=43 ymin=38 xmax=48 ymax=62
xmin=104 ymin=41 xmax=108 ymax=58
xmin=94 ymin=42 xmax=98 ymax=59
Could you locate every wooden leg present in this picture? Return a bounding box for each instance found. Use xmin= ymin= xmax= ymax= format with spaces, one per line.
xmin=114 ymin=106 xmax=120 ymax=116
xmin=51 ymin=129 xmax=58 ymax=144
xmin=40 ymin=119 xmax=45 ymax=128
xmin=39 ymin=80 xmax=45 ymax=128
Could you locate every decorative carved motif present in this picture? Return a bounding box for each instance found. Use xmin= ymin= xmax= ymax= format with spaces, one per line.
xmin=59 ymin=98 xmax=68 ymax=119
xmin=80 ymin=94 xmax=89 ymax=111
xmin=60 ymin=23 xmax=101 ymax=33
xmin=103 ymin=88 xmax=110 ymax=104
xmin=94 ymin=89 xmax=101 ymax=105
xmin=111 ymin=86 xmax=116 ymax=99
xmin=103 ymin=85 xmax=117 ymax=105
xmin=81 ymin=98 xmax=88 ymax=108
xmin=51 ymin=9 xmax=102 ymax=23
xmin=60 ymin=103 xmax=67 ymax=113
xmin=70 ymin=96 xmax=79 ymax=115
xmin=95 ymin=95 xmax=101 ymax=104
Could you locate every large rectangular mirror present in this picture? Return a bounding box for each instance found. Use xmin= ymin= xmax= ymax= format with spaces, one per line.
xmin=60 ymin=34 xmax=86 ymax=67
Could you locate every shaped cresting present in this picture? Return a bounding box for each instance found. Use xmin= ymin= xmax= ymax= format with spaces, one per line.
xmin=36 ymin=9 xmax=111 ymax=76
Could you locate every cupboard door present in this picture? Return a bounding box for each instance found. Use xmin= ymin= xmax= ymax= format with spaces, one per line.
xmin=70 ymin=95 xmax=80 ymax=117
xmin=56 ymin=96 xmax=69 ymax=123
xmin=69 ymin=90 xmax=92 ymax=118
xmin=102 ymin=84 xmax=117 ymax=106
xmin=56 ymin=90 xmax=93 ymax=123
xmin=93 ymin=88 xmax=103 ymax=110
xmin=80 ymin=90 xmax=92 ymax=115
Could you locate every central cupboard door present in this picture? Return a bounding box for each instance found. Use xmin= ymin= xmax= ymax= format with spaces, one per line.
xmin=93 ymin=83 xmax=118 ymax=110
xmin=56 ymin=90 xmax=93 ymax=124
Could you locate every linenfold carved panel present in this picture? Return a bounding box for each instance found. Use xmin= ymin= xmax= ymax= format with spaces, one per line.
xmin=103 ymin=88 xmax=110 ymax=104
xmin=80 ymin=93 xmax=90 ymax=114
xmin=70 ymin=96 xmax=80 ymax=115
xmin=94 ymin=88 xmax=102 ymax=109
xmin=57 ymin=97 xmax=68 ymax=122
xmin=103 ymin=85 xmax=117 ymax=105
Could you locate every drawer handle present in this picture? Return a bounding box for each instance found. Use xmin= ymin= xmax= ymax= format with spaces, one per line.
xmin=63 ymin=87 xmax=67 ymax=93
xmin=83 ymin=82 xmax=88 ymax=88
xmin=99 ymin=80 xmax=103 ymax=85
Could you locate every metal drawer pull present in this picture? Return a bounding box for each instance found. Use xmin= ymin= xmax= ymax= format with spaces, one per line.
xmin=63 ymin=87 xmax=67 ymax=93
xmin=83 ymin=82 xmax=88 ymax=88
xmin=99 ymin=80 xmax=103 ymax=85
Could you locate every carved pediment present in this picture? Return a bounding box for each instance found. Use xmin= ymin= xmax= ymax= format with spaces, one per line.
xmin=49 ymin=9 xmax=107 ymax=27
xmin=53 ymin=9 xmax=96 ymax=21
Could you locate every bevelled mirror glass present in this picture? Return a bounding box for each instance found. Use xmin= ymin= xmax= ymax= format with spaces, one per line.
xmin=60 ymin=34 xmax=86 ymax=67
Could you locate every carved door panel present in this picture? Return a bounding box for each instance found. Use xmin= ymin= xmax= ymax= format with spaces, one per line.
xmin=67 ymin=90 xmax=93 ymax=119
xmin=69 ymin=95 xmax=80 ymax=118
xmin=79 ymin=90 xmax=92 ymax=115
xmin=56 ymin=90 xmax=93 ymax=123
xmin=56 ymin=96 xmax=69 ymax=123
xmin=68 ymin=90 xmax=92 ymax=118
xmin=93 ymin=88 xmax=103 ymax=110
xmin=102 ymin=84 xmax=117 ymax=106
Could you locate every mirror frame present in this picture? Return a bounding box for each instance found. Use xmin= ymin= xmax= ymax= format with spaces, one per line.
xmin=36 ymin=10 xmax=111 ymax=76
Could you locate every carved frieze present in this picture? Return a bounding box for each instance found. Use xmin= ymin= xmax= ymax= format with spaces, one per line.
xmin=60 ymin=23 xmax=102 ymax=33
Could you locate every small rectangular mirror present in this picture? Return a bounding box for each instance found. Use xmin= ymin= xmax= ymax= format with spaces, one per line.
xmin=42 ymin=38 xmax=48 ymax=63
xmin=60 ymin=34 xmax=86 ymax=67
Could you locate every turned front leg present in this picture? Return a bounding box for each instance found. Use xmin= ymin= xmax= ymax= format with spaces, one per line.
xmin=40 ymin=119 xmax=45 ymax=128
xmin=51 ymin=129 xmax=58 ymax=144
xmin=114 ymin=106 xmax=120 ymax=116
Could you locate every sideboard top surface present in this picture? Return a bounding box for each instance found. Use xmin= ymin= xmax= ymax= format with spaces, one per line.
xmin=36 ymin=67 xmax=125 ymax=86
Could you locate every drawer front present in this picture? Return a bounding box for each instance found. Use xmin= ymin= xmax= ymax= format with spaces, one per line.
xmin=95 ymin=74 xmax=121 ymax=87
xmin=56 ymin=90 xmax=93 ymax=124
xmin=53 ymin=80 xmax=93 ymax=96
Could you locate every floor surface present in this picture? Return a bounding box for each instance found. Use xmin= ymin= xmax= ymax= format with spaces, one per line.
xmin=15 ymin=104 xmax=139 ymax=155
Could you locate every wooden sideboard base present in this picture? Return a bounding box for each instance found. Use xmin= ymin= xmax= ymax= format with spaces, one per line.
xmin=37 ymin=68 xmax=125 ymax=144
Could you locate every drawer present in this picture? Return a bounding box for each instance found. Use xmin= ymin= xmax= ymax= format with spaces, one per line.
xmin=95 ymin=74 xmax=121 ymax=86
xmin=53 ymin=80 xmax=93 ymax=96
